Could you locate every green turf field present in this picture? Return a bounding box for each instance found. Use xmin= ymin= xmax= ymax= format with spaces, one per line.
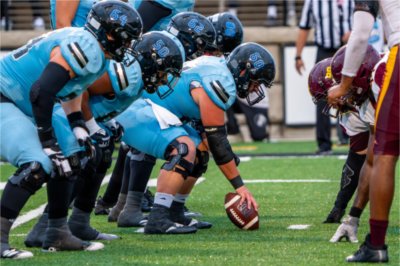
xmin=0 ymin=141 xmax=399 ymax=265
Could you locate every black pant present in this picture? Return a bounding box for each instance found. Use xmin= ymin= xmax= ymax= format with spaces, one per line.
xmin=315 ymin=47 xmax=337 ymax=152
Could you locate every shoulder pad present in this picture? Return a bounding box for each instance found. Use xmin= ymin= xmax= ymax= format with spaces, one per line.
xmin=200 ymin=64 xmax=236 ymax=111
xmin=354 ymin=0 xmax=379 ymax=18
xmin=59 ymin=28 xmax=105 ymax=76
xmin=107 ymin=59 xmax=143 ymax=98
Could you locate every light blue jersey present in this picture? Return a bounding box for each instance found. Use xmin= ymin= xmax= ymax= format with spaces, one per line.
xmin=145 ymin=56 xmax=236 ymax=119
xmin=133 ymin=0 xmax=195 ymax=31
xmin=117 ymin=56 xmax=236 ymax=159
xmin=0 ymin=27 xmax=106 ymax=117
xmin=50 ymin=0 xmax=135 ymax=29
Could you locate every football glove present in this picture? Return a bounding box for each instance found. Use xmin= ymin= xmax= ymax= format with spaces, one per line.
xmin=43 ymin=142 xmax=73 ymax=178
xmin=104 ymin=119 xmax=124 ymax=142
xmin=330 ymin=215 xmax=359 ymax=243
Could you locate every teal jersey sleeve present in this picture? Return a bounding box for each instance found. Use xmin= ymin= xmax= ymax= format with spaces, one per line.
xmin=107 ymin=58 xmax=143 ymax=98
xmin=59 ymin=28 xmax=105 ymax=76
xmin=187 ymin=56 xmax=236 ymax=111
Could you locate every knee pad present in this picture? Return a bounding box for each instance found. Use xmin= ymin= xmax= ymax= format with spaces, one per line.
xmin=162 ymin=140 xmax=194 ymax=179
xmin=9 ymin=162 xmax=48 ymax=194
xmin=191 ymin=149 xmax=209 ymax=178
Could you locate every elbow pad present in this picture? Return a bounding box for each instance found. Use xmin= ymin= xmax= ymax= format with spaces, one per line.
xmin=204 ymin=126 xmax=234 ymax=165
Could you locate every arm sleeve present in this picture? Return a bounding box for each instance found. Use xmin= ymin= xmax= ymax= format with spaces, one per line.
xmin=30 ymin=62 xmax=71 ymax=143
xmin=341 ymin=11 xmax=375 ymax=77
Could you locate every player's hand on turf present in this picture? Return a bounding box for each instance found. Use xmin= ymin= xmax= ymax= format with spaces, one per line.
xmin=330 ymin=215 xmax=359 ymax=243
xmin=236 ymin=186 xmax=258 ymax=212
xmin=104 ymin=119 xmax=124 ymax=142
xmin=43 ymin=142 xmax=73 ymax=178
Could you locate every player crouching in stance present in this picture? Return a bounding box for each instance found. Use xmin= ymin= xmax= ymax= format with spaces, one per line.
xmin=0 ymin=0 xmax=142 ymax=259
xmin=116 ymin=42 xmax=275 ymax=234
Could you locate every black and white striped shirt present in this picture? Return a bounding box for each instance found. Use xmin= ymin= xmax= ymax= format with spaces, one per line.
xmin=299 ymin=0 xmax=354 ymax=49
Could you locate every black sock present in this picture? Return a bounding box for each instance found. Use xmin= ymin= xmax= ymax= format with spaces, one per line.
xmin=334 ymin=150 xmax=366 ymax=210
xmin=0 ymin=182 xmax=33 ymax=220
xmin=102 ymin=146 xmax=128 ymax=204
xmin=47 ymin=178 xmax=74 ymax=219
xmin=128 ymin=154 xmax=156 ymax=193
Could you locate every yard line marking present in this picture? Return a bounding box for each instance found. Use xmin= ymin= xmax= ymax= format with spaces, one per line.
xmin=245 ymin=179 xmax=332 ymax=183
xmin=0 ymin=182 xmax=5 ymax=190
xmin=12 ymin=204 xmax=47 ymax=229
xmin=10 ymin=175 xmax=206 ymax=229
xmin=287 ymin=224 xmax=311 ymax=230
xmin=10 ymin=234 xmax=27 ymax=237
xmin=147 ymin=177 xmax=205 ymax=187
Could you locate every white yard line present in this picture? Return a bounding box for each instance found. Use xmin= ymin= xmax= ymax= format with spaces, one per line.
xmin=287 ymin=224 xmax=311 ymax=230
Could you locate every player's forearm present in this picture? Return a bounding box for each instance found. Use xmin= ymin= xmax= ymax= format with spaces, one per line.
xmin=61 ymin=94 xmax=82 ymax=115
xmin=55 ymin=0 xmax=80 ymax=28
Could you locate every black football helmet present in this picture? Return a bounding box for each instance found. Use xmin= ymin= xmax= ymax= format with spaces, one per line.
xmin=134 ymin=31 xmax=185 ymax=99
xmin=207 ymin=12 xmax=243 ymax=55
xmin=85 ymin=0 xmax=143 ymax=63
xmin=227 ymin=42 xmax=276 ymax=105
xmin=166 ymin=11 xmax=216 ymax=59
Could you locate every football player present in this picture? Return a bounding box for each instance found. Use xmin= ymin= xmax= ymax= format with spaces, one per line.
xmin=115 ymin=42 xmax=275 ymax=234
xmin=111 ymin=12 xmax=245 ymax=228
xmin=0 ymin=1 xmax=142 ymax=258
xmin=327 ymin=0 xmax=399 ymax=262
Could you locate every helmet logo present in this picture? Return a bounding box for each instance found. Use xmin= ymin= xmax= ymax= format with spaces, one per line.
xmin=110 ymin=9 xmax=127 ymax=26
xmin=153 ymin=39 xmax=169 ymax=58
xmin=325 ymin=66 xmax=332 ymax=79
xmin=188 ymin=19 xmax=204 ymax=33
xmin=249 ymin=52 xmax=265 ymax=69
xmin=224 ymin=21 xmax=236 ymax=37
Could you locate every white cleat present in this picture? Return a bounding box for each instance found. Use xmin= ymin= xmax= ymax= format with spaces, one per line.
xmin=1 ymin=248 xmax=34 ymax=259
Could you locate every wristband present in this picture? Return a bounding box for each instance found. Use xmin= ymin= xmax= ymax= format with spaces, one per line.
xmin=229 ymin=175 xmax=244 ymax=189
xmin=295 ymin=56 xmax=302 ymax=61
xmin=85 ymin=117 xmax=102 ymax=136
xmin=67 ymin=112 xmax=86 ymax=129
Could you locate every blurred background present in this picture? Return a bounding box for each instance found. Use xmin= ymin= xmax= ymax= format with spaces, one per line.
xmin=0 ymin=0 xmax=337 ymax=146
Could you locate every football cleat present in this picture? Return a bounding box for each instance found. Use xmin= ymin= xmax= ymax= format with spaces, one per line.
xmin=117 ymin=210 xmax=147 ymax=228
xmin=94 ymin=196 xmax=113 ymax=215
xmin=170 ymin=201 xmax=211 ymax=229
xmin=324 ymin=207 xmax=345 ymax=223
xmin=184 ymin=205 xmax=203 ymax=218
xmin=24 ymin=213 xmax=48 ymax=247
xmin=346 ymin=235 xmax=388 ymax=263
xmin=1 ymin=248 xmax=33 ymax=259
xmin=141 ymin=189 xmax=154 ymax=212
xmin=330 ymin=215 xmax=359 ymax=243
xmin=144 ymin=204 xmax=197 ymax=234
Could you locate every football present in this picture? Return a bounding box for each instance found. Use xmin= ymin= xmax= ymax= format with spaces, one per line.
xmin=224 ymin=192 xmax=259 ymax=230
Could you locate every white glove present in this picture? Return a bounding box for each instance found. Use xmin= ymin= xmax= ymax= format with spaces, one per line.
xmin=43 ymin=143 xmax=72 ymax=178
xmin=330 ymin=215 xmax=359 ymax=243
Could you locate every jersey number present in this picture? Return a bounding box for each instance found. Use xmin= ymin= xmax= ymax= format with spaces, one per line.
xmin=12 ymin=36 xmax=46 ymax=60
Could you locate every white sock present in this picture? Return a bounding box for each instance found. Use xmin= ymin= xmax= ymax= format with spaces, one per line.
xmin=154 ymin=192 xmax=174 ymax=208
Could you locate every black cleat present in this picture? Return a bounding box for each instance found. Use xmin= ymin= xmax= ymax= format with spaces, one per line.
xmin=183 ymin=205 xmax=202 ymax=218
xmin=141 ymin=189 xmax=154 ymax=212
xmin=346 ymin=234 xmax=388 ymax=263
xmin=42 ymin=225 xmax=104 ymax=252
xmin=324 ymin=207 xmax=345 ymax=223
xmin=170 ymin=201 xmax=212 ymax=229
xmin=144 ymin=204 xmax=197 ymax=234
xmin=24 ymin=213 xmax=48 ymax=247
xmin=94 ymin=196 xmax=113 ymax=215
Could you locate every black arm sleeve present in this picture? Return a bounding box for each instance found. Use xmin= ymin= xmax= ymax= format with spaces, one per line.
xmin=136 ymin=0 xmax=172 ymax=33
xmin=30 ymin=62 xmax=70 ymax=144
xmin=204 ymin=125 xmax=235 ymax=165
xmin=354 ymin=0 xmax=379 ymax=19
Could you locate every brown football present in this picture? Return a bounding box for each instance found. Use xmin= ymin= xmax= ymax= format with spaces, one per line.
xmin=224 ymin=192 xmax=259 ymax=230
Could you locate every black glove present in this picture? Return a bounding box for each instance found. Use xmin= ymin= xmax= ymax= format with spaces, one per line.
xmin=104 ymin=119 xmax=124 ymax=142
xmin=91 ymin=128 xmax=114 ymax=168
xmin=42 ymin=141 xmax=73 ymax=178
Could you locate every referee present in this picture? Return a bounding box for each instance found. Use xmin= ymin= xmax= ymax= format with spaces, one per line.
xmin=295 ymin=0 xmax=354 ymax=154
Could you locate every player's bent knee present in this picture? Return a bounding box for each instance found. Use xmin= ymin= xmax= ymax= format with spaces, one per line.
xmin=9 ymin=162 xmax=48 ymax=194
xmin=191 ymin=149 xmax=209 ymax=178
xmin=162 ymin=140 xmax=195 ymax=179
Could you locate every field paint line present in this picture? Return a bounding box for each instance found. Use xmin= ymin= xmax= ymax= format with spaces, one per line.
xmin=238 ymin=156 xmax=252 ymax=162
xmin=10 ymin=175 xmax=206 ymax=230
xmin=0 ymin=182 xmax=5 ymax=190
xmin=245 ymin=155 xmax=347 ymax=160
xmin=11 ymin=204 xmax=47 ymax=229
xmin=147 ymin=177 xmax=205 ymax=187
xmin=245 ymin=179 xmax=332 ymax=183
xmin=287 ymin=224 xmax=311 ymax=230
xmin=10 ymin=234 xmax=27 ymax=237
